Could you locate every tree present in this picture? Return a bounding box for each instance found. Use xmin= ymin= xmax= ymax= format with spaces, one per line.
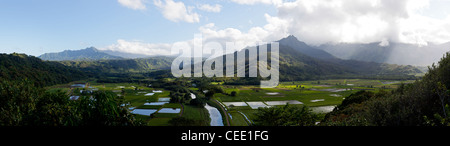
xmin=190 ymin=98 xmax=206 ymax=107
xmin=230 ymin=91 xmax=237 ymax=96
xmin=168 ymin=117 xmax=196 ymax=126
xmin=0 ymin=79 xmax=143 ymax=126
xmin=323 ymin=52 xmax=450 ymax=126
xmin=72 ymin=91 xmax=142 ymax=126
xmin=253 ymin=104 xmax=318 ymax=126
xmin=184 ymin=93 xmax=192 ymax=101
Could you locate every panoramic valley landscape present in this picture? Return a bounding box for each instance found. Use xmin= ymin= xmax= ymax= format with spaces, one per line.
xmin=1 ymin=0 xmax=450 ymax=130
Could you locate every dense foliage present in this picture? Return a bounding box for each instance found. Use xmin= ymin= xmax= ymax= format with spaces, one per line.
xmin=253 ymin=104 xmax=318 ymax=126
xmin=38 ymin=47 xmax=123 ymax=61
xmin=0 ymin=53 xmax=88 ymax=87
xmin=322 ymin=52 xmax=450 ymax=126
xmin=60 ymin=56 xmax=173 ymax=74
xmin=0 ymin=79 xmax=142 ymax=126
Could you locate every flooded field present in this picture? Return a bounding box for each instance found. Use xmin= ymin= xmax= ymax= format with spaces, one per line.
xmin=144 ymin=102 xmax=168 ymax=105
xmin=158 ymin=108 xmax=181 ymax=113
xmin=131 ymin=109 xmax=157 ymax=116
xmin=246 ymin=102 xmax=269 ymax=109
xmin=158 ymin=97 xmax=170 ymax=102
xmin=311 ymin=106 xmax=336 ymax=113
xmin=223 ymin=102 xmax=248 ymax=107
xmin=265 ymin=100 xmax=303 ymax=106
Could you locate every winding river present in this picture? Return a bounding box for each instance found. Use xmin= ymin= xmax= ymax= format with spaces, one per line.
xmin=204 ymin=103 xmax=224 ymax=126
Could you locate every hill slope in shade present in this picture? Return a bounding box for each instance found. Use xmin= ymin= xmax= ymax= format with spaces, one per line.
xmin=0 ymin=53 xmax=88 ymax=87
xmin=278 ymin=35 xmax=337 ymax=60
xmin=206 ymin=36 xmax=422 ymax=81
xmin=59 ymin=56 xmax=174 ymax=74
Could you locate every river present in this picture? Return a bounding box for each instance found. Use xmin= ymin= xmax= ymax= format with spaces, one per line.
xmin=204 ymin=103 xmax=224 ymax=126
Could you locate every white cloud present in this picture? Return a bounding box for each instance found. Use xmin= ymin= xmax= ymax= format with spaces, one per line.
xmin=379 ymin=38 xmax=390 ymax=47
xmin=197 ymin=4 xmax=222 ymax=13
xmin=107 ymin=0 xmax=450 ymax=57
xmin=118 ymin=0 xmax=147 ymax=10
xmin=259 ymin=0 xmax=450 ymax=46
xmin=198 ymin=15 xmax=289 ymax=52
xmin=231 ymin=0 xmax=283 ymax=5
xmin=100 ymin=39 xmax=173 ymax=56
xmin=153 ymin=0 xmax=200 ymax=23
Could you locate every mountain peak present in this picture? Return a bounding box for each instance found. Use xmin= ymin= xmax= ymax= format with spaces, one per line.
xmin=85 ymin=47 xmax=99 ymax=52
xmin=277 ymin=35 xmax=337 ymax=60
xmin=279 ymin=35 xmax=301 ymax=43
xmin=285 ymin=35 xmax=299 ymax=41
xmin=39 ymin=47 xmax=122 ymax=61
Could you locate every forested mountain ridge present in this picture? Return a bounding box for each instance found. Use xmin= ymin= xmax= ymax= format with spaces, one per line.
xmin=219 ymin=36 xmax=422 ymax=81
xmin=55 ymin=36 xmax=422 ymax=81
xmin=39 ymin=47 xmax=123 ymax=61
xmin=0 ymin=53 xmax=88 ymax=87
xmin=279 ymin=36 xmax=422 ymax=76
xmin=59 ymin=56 xmax=174 ymax=74
xmin=278 ymin=35 xmax=337 ymax=60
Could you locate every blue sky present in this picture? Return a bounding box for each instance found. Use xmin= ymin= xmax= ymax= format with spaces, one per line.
xmin=0 ymin=0 xmax=276 ymax=56
xmin=1 ymin=0 xmax=450 ymax=57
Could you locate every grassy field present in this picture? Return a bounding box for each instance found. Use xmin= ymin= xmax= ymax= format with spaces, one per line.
xmin=213 ymin=79 xmax=414 ymax=126
xmin=47 ymin=78 xmax=412 ymax=126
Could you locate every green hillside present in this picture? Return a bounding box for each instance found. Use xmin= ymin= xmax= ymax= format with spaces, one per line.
xmin=39 ymin=47 xmax=123 ymax=61
xmin=0 ymin=53 xmax=88 ymax=87
xmin=322 ymin=52 xmax=450 ymax=126
xmin=59 ymin=56 xmax=174 ymax=74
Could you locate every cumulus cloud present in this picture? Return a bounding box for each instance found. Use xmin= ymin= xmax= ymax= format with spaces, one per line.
xmin=197 ymin=4 xmax=222 ymax=13
xmin=230 ymin=0 xmax=450 ymax=46
xmin=230 ymin=0 xmax=283 ymax=5
xmin=153 ymin=0 xmax=200 ymax=23
xmin=198 ymin=17 xmax=290 ymax=53
xmin=100 ymin=39 xmax=173 ymax=56
xmin=273 ymin=0 xmax=408 ymax=45
xmin=107 ymin=0 xmax=450 ymax=57
xmin=118 ymin=0 xmax=147 ymax=10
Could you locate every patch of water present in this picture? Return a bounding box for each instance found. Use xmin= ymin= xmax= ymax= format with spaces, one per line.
xmin=205 ymin=104 xmax=224 ymax=126
xmin=158 ymin=108 xmax=180 ymax=113
xmin=144 ymin=102 xmax=168 ymax=105
xmin=310 ymin=99 xmax=325 ymax=102
xmin=381 ymin=81 xmax=400 ymax=85
xmin=266 ymin=92 xmax=280 ymax=95
xmin=131 ymin=109 xmax=157 ymax=116
xmin=145 ymin=93 xmax=155 ymax=96
xmin=311 ymin=88 xmax=350 ymax=92
xmin=311 ymin=106 xmax=336 ymax=113
xmin=71 ymin=84 xmax=85 ymax=88
xmin=329 ymin=94 xmax=342 ymax=97
xmin=223 ymin=102 xmax=248 ymax=107
xmin=158 ymin=97 xmax=170 ymax=102
xmin=265 ymin=100 xmax=303 ymax=106
xmin=247 ymin=102 xmax=269 ymax=109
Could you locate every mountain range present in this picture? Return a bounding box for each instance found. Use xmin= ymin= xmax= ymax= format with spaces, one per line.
xmin=39 ymin=36 xmax=450 ymax=67
xmin=186 ymin=35 xmax=422 ymax=81
xmin=32 ymin=35 xmax=424 ymax=81
xmin=39 ymin=47 xmax=123 ymax=61
xmin=0 ymin=53 xmax=88 ymax=87
xmin=316 ymin=41 xmax=450 ymax=66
